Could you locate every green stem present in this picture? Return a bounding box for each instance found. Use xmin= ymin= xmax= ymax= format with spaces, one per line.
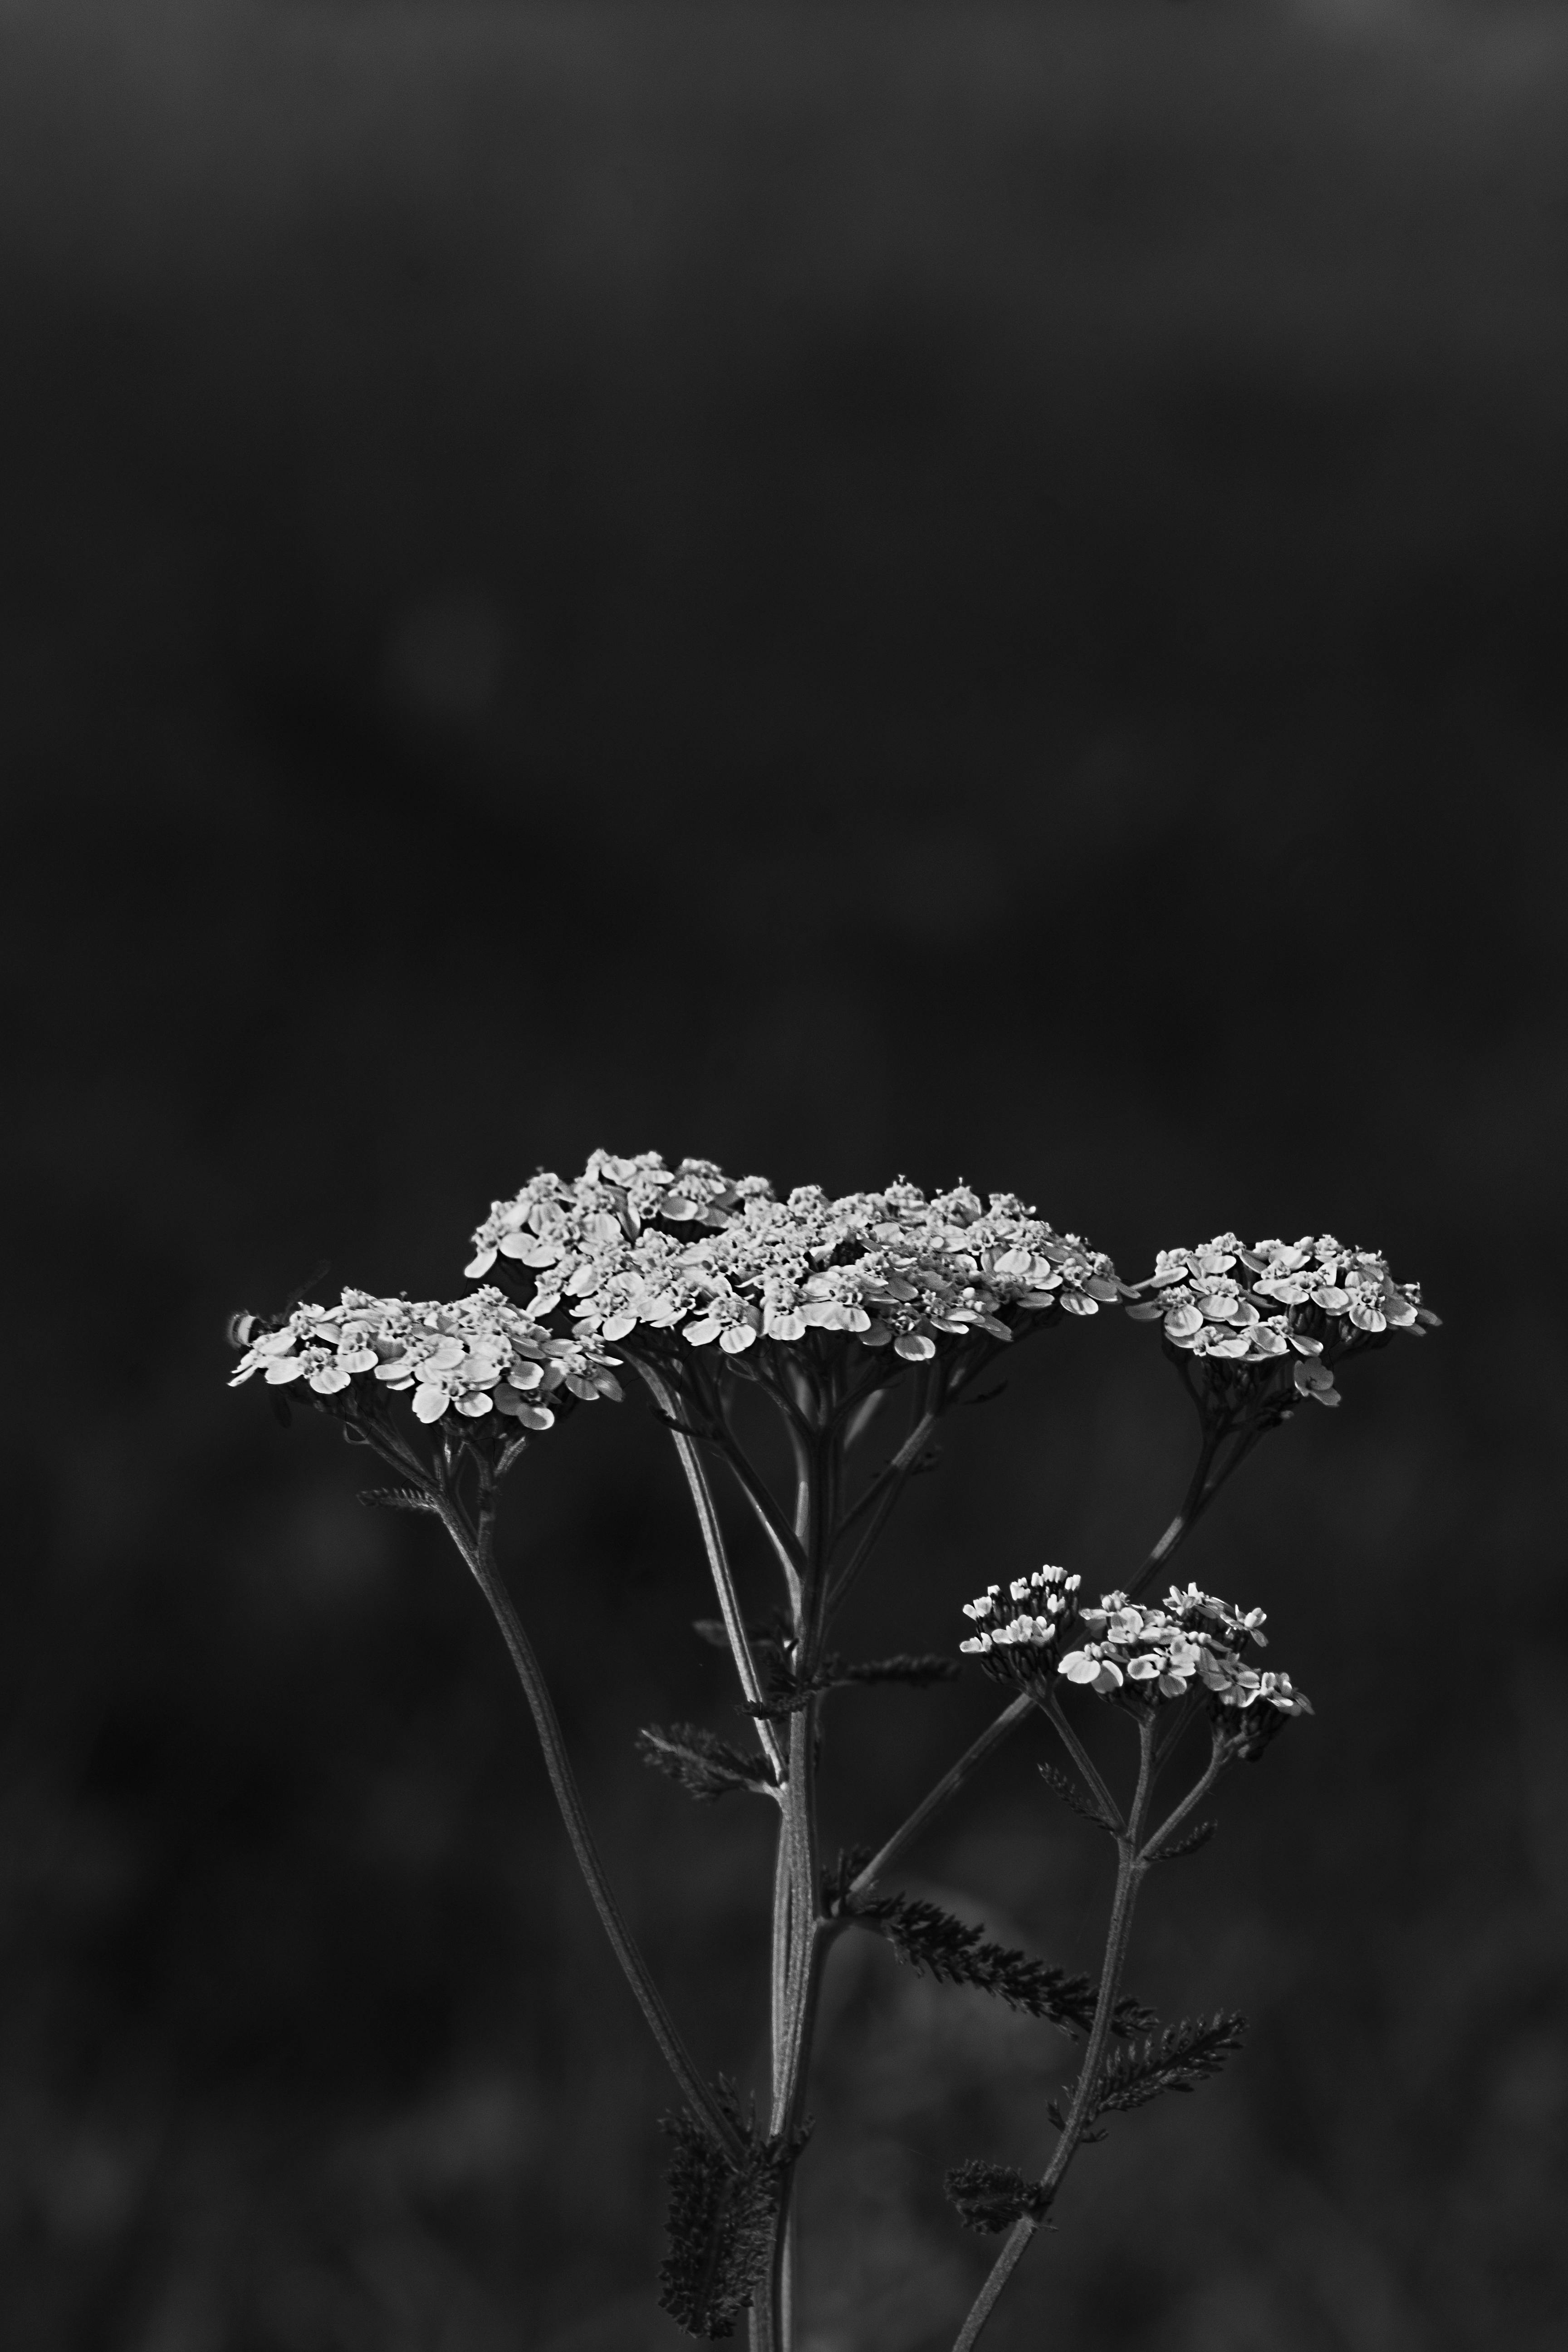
xmin=636 ymin=1366 xmax=788 ymax=1783
xmin=951 ymin=1713 xmax=1157 ymax=2352
xmin=437 ymin=1497 xmax=744 ymax=2165
xmin=1039 ymin=1691 xmax=1123 ymax=1831
xmin=823 ymin=1405 xmax=938 ymax=1626
xmin=850 ymin=1693 xmax=1033 ymax=1899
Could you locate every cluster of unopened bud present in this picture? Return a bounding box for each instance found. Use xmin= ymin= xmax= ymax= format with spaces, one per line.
xmin=959 ymin=1565 xmax=1081 ymax=1655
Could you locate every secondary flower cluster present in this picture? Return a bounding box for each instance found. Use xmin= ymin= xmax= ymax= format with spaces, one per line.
xmin=1126 ymin=1233 xmax=1436 ymax=1406
xmin=959 ymin=1573 xmax=1311 ymax=1717
xmin=467 ymin=1152 xmax=1125 ymax=1364
xmin=960 ymin=1565 xmax=1082 ymax=1653
xmin=229 ymin=1288 xmax=624 ymax=1429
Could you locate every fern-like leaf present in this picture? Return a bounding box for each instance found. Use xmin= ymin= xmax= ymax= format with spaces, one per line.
xmin=1088 ymin=2012 xmax=1247 ymax=2122
xmin=833 ymin=1652 xmax=960 ymax=1690
xmin=1038 ymin=1759 xmax=1119 ymax=1833
xmin=637 ymin=1724 xmax=779 ymax=1801
xmin=357 ymin=1487 xmax=439 ymax=1514
xmin=1150 ymin=1818 xmax=1219 ymax=1865
xmin=849 ymin=1893 xmax=1098 ymax=2037
xmin=943 ymin=2158 xmax=1051 ymax=2235
xmin=657 ymin=2094 xmax=806 ymax=2339
xmin=743 ymin=1649 xmax=960 ymax=1717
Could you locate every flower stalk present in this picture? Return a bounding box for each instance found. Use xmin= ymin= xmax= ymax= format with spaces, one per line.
xmin=950 ymin=1713 xmax=1159 ymax=2352
xmin=435 ymin=1487 xmax=745 ymax=2167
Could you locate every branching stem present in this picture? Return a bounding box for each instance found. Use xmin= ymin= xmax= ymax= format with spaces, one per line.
xmin=637 ymin=1366 xmax=788 ymax=1782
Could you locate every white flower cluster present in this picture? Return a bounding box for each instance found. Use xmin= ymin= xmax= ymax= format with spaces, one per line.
xmin=959 ymin=1565 xmax=1082 ymax=1655
xmin=467 ymin=1153 xmax=1125 ymax=1363
xmin=229 ymin=1287 xmax=624 ymax=1429
xmin=1126 ymin=1233 xmax=1436 ymax=1406
xmin=1057 ymin=1585 xmax=1310 ymax=1714
xmin=958 ymin=1573 xmax=1310 ymax=1716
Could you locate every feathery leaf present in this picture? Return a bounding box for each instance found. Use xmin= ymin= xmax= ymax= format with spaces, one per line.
xmin=1088 ymin=2012 xmax=1247 ymax=2122
xmin=944 ymin=2158 xmax=1052 ymax=2235
xmin=848 ymin=1893 xmax=1097 ymax=2036
xmin=1038 ymin=1759 xmax=1120 ymax=1833
xmin=637 ymin=1724 xmax=779 ymax=1802
xmin=657 ymin=2093 xmax=806 ymax=2339
xmin=1150 ymin=1818 xmax=1219 ymax=1864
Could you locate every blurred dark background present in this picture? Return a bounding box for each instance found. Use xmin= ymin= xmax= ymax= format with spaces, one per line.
xmin=3 ymin=1 xmax=1566 ymax=2345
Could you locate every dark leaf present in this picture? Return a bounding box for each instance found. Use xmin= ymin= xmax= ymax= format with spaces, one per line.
xmin=848 ymin=1892 xmax=1098 ymax=2036
xmin=1087 ymin=2013 xmax=1247 ymax=2123
xmin=1150 ymin=1818 xmax=1219 ymax=1864
xmin=944 ymin=2158 xmax=1050 ymax=2234
xmin=1038 ymin=1759 xmax=1120 ymax=1833
xmin=638 ymin=1723 xmax=779 ymax=1801
xmin=657 ymin=2094 xmax=805 ymax=2339
xmin=833 ymin=1651 xmax=960 ymax=1690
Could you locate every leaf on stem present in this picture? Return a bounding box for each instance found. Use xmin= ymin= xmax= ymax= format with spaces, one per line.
xmin=943 ymin=2158 xmax=1052 ymax=2235
xmin=844 ymin=1892 xmax=1098 ymax=2036
xmin=1150 ymin=1818 xmax=1219 ymax=1864
xmin=657 ymin=2092 xmax=808 ymax=2340
xmin=1078 ymin=2012 xmax=1248 ymax=2125
xmin=833 ymin=1652 xmax=962 ymax=1690
xmin=637 ymin=1724 xmax=780 ymax=1802
xmin=1038 ymin=1759 xmax=1119 ymax=1833
xmin=357 ymin=1487 xmax=440 ymax=1514
xmin=742 ymin=1651 xmax=959 ymax=1718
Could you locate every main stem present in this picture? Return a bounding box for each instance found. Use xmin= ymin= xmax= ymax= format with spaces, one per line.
xmin=438 ymin=1497 xmax=743 ymax=2164
xmin=951 ymin=1713 xmax=1157 ymax=2352
xmin=751 ymin=1423 xmax=835 ymax=2352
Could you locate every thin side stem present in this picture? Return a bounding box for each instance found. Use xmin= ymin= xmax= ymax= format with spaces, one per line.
xmin=821 ymin=1417 xmax=934 ymax=1628
xmin=715 ymin=1427 xmax=808 ymax=1607
xmin=637 ymin=1366 xmax=788 ymax=1782
xmin=831 ymin=1402 xmax=938 ymax=1550
xmin=1039 ymin=1691 xmax=1123 ymax=1831
xmin=850 ymin=1693 xmax=1033 ymax=1899
xmin=951 ymin=1714 xmax=1157 ymax=2352
xmin=439 ymin=1498 xmax=744 ymax=2165
xmin=1140 ymin=1728 xmax=1230 ymax=1865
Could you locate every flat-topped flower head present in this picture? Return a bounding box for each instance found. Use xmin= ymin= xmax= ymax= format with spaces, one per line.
xmin=1054 ymin=1582 xmax=1311 ymax=1729
xmin=470 ymin=1153 xmax=1126 ymax=1421
xmin=959 ymin=1565 xmax=1082 ymax=1666
xmin=465 ymin=1152 xmax=770 ymax=1279
xmin=1127 ymin=1232 xmax=1436 ymax=1419
xmin=230 ymin=1286 xmax=622 ymax=1434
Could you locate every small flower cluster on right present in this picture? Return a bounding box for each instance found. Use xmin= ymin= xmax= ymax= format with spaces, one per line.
xmin=960 ymin=1572 xmax=1310 ymax=1720
xmin=1125 ymin=1233 xmax=1437 ymax=1406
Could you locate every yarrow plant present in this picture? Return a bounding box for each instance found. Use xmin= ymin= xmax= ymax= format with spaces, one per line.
xmin=230 ymin=1153 xmax=1437 ymax=2347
